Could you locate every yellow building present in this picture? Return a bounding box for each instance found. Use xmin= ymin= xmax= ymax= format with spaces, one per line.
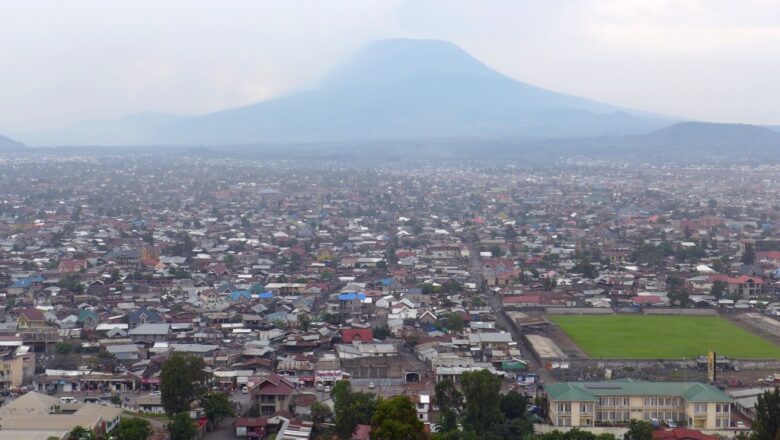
xmin=0 ymin=349 xmax=35 ymax=390
xmin=546 ymin=379 xmax=732 ymax=429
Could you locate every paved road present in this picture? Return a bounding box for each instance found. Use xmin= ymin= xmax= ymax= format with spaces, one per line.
xmin=204 ymin=417 xmax=236 ymax=440
xmin=466 ymin=236 xmax=555 ymax=391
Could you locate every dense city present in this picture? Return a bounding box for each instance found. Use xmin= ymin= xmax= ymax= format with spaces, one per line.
xmin=0 ymin=153 xmax=778 ymax=440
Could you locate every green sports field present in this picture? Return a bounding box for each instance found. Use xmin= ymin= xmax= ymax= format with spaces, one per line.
xmin=549 ymin=314 xmax=780 ymax=359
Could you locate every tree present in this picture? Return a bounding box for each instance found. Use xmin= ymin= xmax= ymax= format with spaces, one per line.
xmin=67 ymin=427 xmax=95 ymax=440
xmin=438 ymin=410 xmax=458 ymax=434
xmin=444 ymin=312 xmax=465 ymax=333
xmin=494 ymin=417 xmax=534 ymax=440
xmin=56 ymin=342 xmax=74 ymax=355
xmin=311 ymin=401 xmax=335 ymax=439
xmin=572 ymin=259 xmax=599 ymax=279
xmin=624 ymin=419 xmax=653 ymax=440
xmin=460 ymin=369 xmax=503 ymax=433
xmin=202 ymin=392 xmax=234 ymax=425
xmin=110 ymin=268 xmax=121 ymax=283
xmin=169 ymin=412 xmax=197 ymax=440
xmin=710 ymin=280 xmax=727 ymax=300
xmin=442 ymin=279 xmax=462 ymax=294
xmin=95 ymin=349 xmax=117 ymax=372
xmin=434 ymin=378 xmax=463 ymax=433
xmin=504 ymin=225 xmax=518 ymax=242
xmin=370 ymin=396 xmax=426 ymax=440
xmin=538 ymin=429 xmax=616 ymax=440
xmin=742 ymin=243 xmax=756 ymax=265
xmin=297 ymin=313 xmax=311 ymax=331
xmin=434 ymin=379 xmax=463 ymax=414
xmin=666 ymin=276 xmax=690 ymax=307
xmin=311 ymin=401 xmax=334 ymax=425
xmin=499 ymin=390 xmax=527 ymax=420
xmin=115 ymin=417 xmax=152 ymax=440
xmin=752 ymin=387 xmax=780 ymax=440
xmin=247 ymin=404 xmax=261 ymax=417
xmin=333 ymin=381 xmax=378 ymax=439
xmin=161 ymin=353 xmax=208 ymax=416
xmin=373 ymin=326 xmax=391 ymax=340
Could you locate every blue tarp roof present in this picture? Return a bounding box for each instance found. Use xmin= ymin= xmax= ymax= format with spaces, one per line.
xmin=258 ymin=291 xmax=274 ymax=299
xmin=9 ymin=275 xmax=44 ymax=288
xmin=338 ymin=292 xmax=366 ymax=301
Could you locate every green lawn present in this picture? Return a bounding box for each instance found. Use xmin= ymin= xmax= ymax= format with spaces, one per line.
xmin=549 ymin=314 xmax=780 ymax=359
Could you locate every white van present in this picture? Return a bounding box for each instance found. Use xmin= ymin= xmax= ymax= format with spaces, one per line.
xmin=60 ymin=396 xmax=79 ymax=405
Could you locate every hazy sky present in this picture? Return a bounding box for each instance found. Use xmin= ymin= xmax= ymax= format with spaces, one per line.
xmin=2 ymin=0 xmax=780 ymax=132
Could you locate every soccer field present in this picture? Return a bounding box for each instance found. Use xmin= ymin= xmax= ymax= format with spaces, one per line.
xmin=549 ymin=314 xmax=780 ymax=359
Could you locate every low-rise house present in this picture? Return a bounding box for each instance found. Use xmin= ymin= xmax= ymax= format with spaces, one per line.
xmin=250 ymin=374 xmax=295 ymax=416
xmin=17 ymin=308 xmax=46 ymax=328
xmin=105 ymin=344 xmax=142 ymax=361
xmin=128 ymin=323 xmax=171 ymax=343
xmin=235 ymin=417 xmax=268 ymax=438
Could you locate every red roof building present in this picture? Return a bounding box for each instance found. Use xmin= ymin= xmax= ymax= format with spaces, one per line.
xmin=234 ymin=417 xmax=268 ymax=438
xmin=652 ymin=428 xmax=718 ymax=440
xmin=58 ymin=258 xmax=88 ymax=273
xmin=250 ymin=374 xmax=295 ymax=416
xmin=341 ymin=328 xmax=373 ymax=343
xmin=631 ymin=295 xmax=665 ymax=306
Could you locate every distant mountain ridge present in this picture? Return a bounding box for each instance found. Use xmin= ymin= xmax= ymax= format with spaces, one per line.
xmin=637 ymin=121 xmax=780 ymax=149
xmin=18 ymin=38 xmax=672 ymax=146
xmin=0 ymin=134 xmax=28 ymax=151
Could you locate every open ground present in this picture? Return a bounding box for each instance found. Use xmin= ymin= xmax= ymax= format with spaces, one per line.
xmin=549 ymin=314 xmax=780 ymax=360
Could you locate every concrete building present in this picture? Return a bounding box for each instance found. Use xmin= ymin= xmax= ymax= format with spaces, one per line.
xmin=0 ymin=392 xmax=122 ymax=440
xmin=251 ymin=374 xmax=295 ymax=416
xmin=546 ymin=379 xmax=732 ymax=429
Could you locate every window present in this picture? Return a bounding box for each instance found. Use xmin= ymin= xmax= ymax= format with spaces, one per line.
xmin=558 ymin=403 xmax=571 ymax=413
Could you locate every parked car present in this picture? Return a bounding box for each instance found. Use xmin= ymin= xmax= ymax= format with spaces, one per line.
xmin=368 ymin=382 xmax=376 ymax=389
xmin=665 ymin=420 xmax=677 ymax=428
xmin=241 ymin=386 xmax=249 ymax=394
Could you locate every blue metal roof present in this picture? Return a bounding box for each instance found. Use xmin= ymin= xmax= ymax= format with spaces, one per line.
xmin=338 ymin=292 xmax=366 ymax=301
xmin=229 ymin=290 xmax=252 ymax=301
xmin=9 ymin=275 xmax=43 ymax=289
